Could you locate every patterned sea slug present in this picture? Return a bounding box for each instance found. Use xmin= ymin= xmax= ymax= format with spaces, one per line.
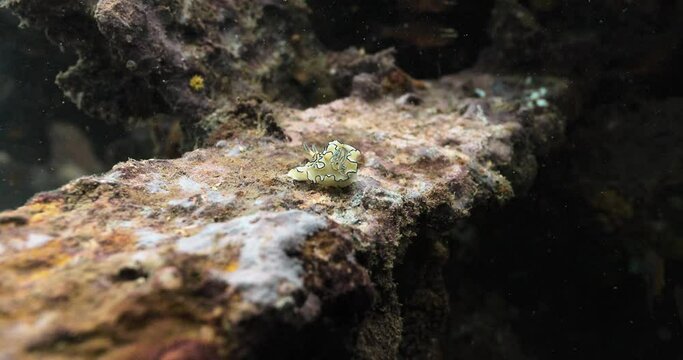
xmin=288 ymin=140 xmax=361 ymax=188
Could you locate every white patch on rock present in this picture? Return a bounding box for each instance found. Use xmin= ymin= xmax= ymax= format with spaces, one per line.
xmin=116 ymin=220 xmax=135 ymax=228
xmin=177 ymin=176 xmax=204 ymax=193
xmin=99 ymin=171 xmax=121 ymax=184
xmin=214 ymin=140 xmax=229 ymax=148
xmin=135 ymin=229 xmax=169 ymax=248
xmin=130 ymin=250 xmax=165 ymax=271
xmin=167 ymin=198 xmax=197 ymax=209
xmin=175 ymin=210 xmax=328 ymax=305
xmin=24 ymin=233 xmax=53 ymax=249
xmin=225 ymin=145 xmax=244 ymax=157
xmin=145 ymin=177 xmax=169 ymax=194
xmin=205 ymin=191 xmax=235 ymax=205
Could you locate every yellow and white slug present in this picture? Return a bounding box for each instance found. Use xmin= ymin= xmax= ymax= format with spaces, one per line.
xmin=287 ymin=140 xmax=361 ymax=188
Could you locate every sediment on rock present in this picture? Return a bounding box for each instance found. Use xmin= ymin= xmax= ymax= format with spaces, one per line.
xmin=0 ymin=68 xmax=575 ymax=358
xmin=1 ymin=0 xmax=419 ymax=149
xmin=0 ymin=1 xmax=580 ymax=358
xmin=3 ymin=0 xmax=683 ymax=358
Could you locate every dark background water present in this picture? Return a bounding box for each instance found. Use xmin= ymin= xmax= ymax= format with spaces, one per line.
xmin=0 ymin=11 xmax=152 ymax=209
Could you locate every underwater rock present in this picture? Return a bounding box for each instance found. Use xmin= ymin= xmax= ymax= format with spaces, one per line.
xmin=0 ymin=71 xmax=575 ymax=358
xmin=1 ymin=0 xmax=413 ymax=143
xmin=2 ymin=0 xmax=324 ymax=127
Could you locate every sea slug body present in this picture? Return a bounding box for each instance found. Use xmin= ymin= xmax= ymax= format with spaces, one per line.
xmin=287 ymin=140 xmax=361 ymax=188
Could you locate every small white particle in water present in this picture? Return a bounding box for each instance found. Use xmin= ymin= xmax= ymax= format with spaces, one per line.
xmin=535 ymin=99 xmax=549 ymax=107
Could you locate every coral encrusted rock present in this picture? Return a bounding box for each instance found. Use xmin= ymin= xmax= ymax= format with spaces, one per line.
xmin=0 ymin=70 xmax=575 ymax=359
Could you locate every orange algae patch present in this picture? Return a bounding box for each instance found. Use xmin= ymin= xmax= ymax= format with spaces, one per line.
xmin=26 ymin=201 xmax=63 ymax=223
xmin=99 ymin=230 xmax=137 ymax=254
xmin=2 ymin=241 xmax=72 ymax=285
xmin=22 ymin=252 xmax=71 ymax=284
xmin=224 ymin=261 xmax=239 ymax=273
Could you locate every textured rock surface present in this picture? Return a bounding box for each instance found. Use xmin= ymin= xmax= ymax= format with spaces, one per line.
xmin=4 ymin=0 xmax=683 ymax=358
xmin=1 ymin=0 xmax=372 ymax=129
xmin=0 ymin=71 xmax=573 ymax=358
xmin=11 ymin=0 xmax=283 ymax=117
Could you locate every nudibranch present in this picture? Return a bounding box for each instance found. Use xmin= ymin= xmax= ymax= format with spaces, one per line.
xmin=288 ymin=140 xmax=361 ymax=188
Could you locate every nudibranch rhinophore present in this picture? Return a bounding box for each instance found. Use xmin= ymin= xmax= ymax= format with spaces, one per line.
xmin=287 ymin=140 xmax=361 ymax=188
